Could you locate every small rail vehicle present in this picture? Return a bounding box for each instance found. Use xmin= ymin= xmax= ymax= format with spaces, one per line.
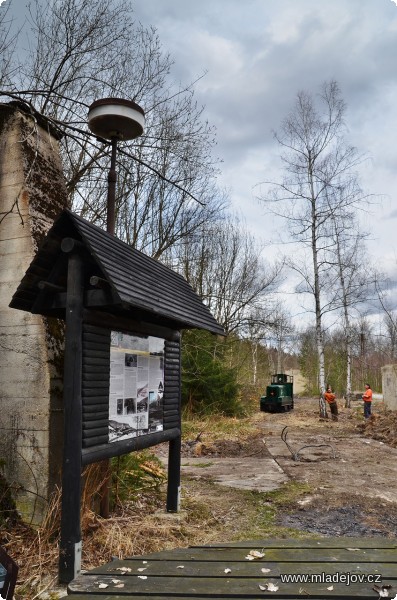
xmin=260 ymin=373 xmax=294 ymax=412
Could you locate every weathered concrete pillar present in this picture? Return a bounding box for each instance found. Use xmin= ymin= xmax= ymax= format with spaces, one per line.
xmin=0 ymin=102 xmax=67 ymax=524
xmin=381 ymin=364 xmax=397 ymax=411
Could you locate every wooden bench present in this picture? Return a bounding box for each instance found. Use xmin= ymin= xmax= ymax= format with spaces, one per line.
xmin=67 ymin=537 xmax=397 ymax=598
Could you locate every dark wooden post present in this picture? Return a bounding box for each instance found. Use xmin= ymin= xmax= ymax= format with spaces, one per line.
xmin=59 ymin=244 xmax=84 ymax=583
xmin=166 ymin=337 xmax=181 ymax=512
xmin=98 ymin=138 xmax=118 ymax=517
xmin=166 ymin=435 xmax=181 ymax=511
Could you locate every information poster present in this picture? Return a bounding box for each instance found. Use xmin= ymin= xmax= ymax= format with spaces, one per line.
xmin=109 ymin=331 xmax=164 ymax=443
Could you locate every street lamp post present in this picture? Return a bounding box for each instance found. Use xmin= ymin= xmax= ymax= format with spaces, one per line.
xmin=86 ymin=98 xmax=145 ymax=518
xmin=88 ymin=97 xmax=145 ymax=235
xmin=106 ymin=137 xmax=118 ymax=236
xmin=59 ymin=99 xmax=145 ymax=581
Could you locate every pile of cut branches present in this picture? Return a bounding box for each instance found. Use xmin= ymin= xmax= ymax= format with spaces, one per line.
xmin=358 ymin=410 xmax=397 ymax=448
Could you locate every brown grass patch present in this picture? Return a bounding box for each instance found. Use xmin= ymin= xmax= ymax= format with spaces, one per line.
xmin=0 ymin=445 xmax=279 ymax=599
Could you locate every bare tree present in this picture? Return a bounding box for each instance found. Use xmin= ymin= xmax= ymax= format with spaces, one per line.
xmin=175 ymin=215 xmax=281 ymax=334
xmin=114 ymin=94 xmax=223 ymax=258
xmin=375 ymin=274 xmax=397 ymax=362
xmin=241 ymin=306 xmax=278 ymax=386
xmin=324 ymin=207 xmax=372 ymax=405
xmin=353 ymin=315 xmax=376 ymax=388
xmin=270 ymin=307 xmax=295 ymax=374
xmin=1 ymin=0 xmax=223 ymax=259
xmin=0 ymin=0 xmax=18 ymax=86
xmin=383 ymin=312 xmax=397 ymax=360
xmin=260 ymin=80 xmax=368 ymax=417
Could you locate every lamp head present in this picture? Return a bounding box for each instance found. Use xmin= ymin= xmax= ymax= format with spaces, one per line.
xmin=88 ymin=98 xmax=145 ymax=141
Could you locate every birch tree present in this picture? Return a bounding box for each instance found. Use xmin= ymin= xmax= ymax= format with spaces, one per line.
xmin=260 ymin=80 xmax=366 ymax=417
xmin=325 ymin=208 xmax=371 ymax=406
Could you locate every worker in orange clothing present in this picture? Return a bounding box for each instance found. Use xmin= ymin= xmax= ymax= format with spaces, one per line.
xmin=362 ymin=383 xmax=373 ymax=419
xmin=324 ymin=385 xmax=338 ymax=421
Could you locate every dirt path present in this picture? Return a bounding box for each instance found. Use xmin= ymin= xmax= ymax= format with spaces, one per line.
xmin=180 ymin=397 xmax=397 ymax=537
xmin=261 ymin=397 xmax=397 ymax=504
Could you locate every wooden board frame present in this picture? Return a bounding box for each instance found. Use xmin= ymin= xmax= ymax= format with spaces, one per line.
xmin=10 ymin=213 xmax=223 ymax=586
xmin=58 ymin=245 xmax=182 ymax=584
xmin=81 ymin=321 xmax=182 ymax=464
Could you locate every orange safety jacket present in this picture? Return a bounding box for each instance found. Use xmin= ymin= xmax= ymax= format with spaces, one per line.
xmin=363 ymin=388 xmax=373 ymax=402
xmin=324 ymin=392 xmax=336 ymax=404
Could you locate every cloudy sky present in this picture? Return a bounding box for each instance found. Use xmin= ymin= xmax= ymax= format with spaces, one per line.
xmin=131 ymin=2 xmax=397 ymax=244
xmin=131 ymin=0 xmax=397 ymax=321
xmin=4 ymin=0 xmax=397 ymax=321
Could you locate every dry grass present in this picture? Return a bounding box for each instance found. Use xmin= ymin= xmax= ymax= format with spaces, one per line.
xmin=0 ymin=440 xmax=274 ymax=599
xmin=0 ymin=457 xmax=170 ymax=599
xmin=1 ymin=486 xmax=63 ymax=598
xmin=182 ymin=413 xmax=259 ymax=444
xmin=0 ymin=434 xmax=308 ymax=599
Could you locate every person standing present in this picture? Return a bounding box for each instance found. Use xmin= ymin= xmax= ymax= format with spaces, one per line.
xmin=362 ymin=383 xmax=373 ymax=419
xmin=324 ymin=386 xmax=338 ymax=421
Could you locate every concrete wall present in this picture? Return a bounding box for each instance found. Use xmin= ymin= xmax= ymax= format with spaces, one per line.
xmin=0 ymin=103 xmax=67 ymax=523
xmin=381 ymin=364 xmax=397 ymax=411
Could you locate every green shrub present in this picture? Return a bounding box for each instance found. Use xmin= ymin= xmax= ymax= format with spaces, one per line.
xmin=181 ymin=330 xmax=244 ymax=417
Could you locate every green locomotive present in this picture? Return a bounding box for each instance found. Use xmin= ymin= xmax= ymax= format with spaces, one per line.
xmin=260 ymin=373 xmax=294 ymax=412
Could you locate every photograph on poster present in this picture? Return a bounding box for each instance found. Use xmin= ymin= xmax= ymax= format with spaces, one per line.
xmin=109 ymin=331 xmax=165 ymax=442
